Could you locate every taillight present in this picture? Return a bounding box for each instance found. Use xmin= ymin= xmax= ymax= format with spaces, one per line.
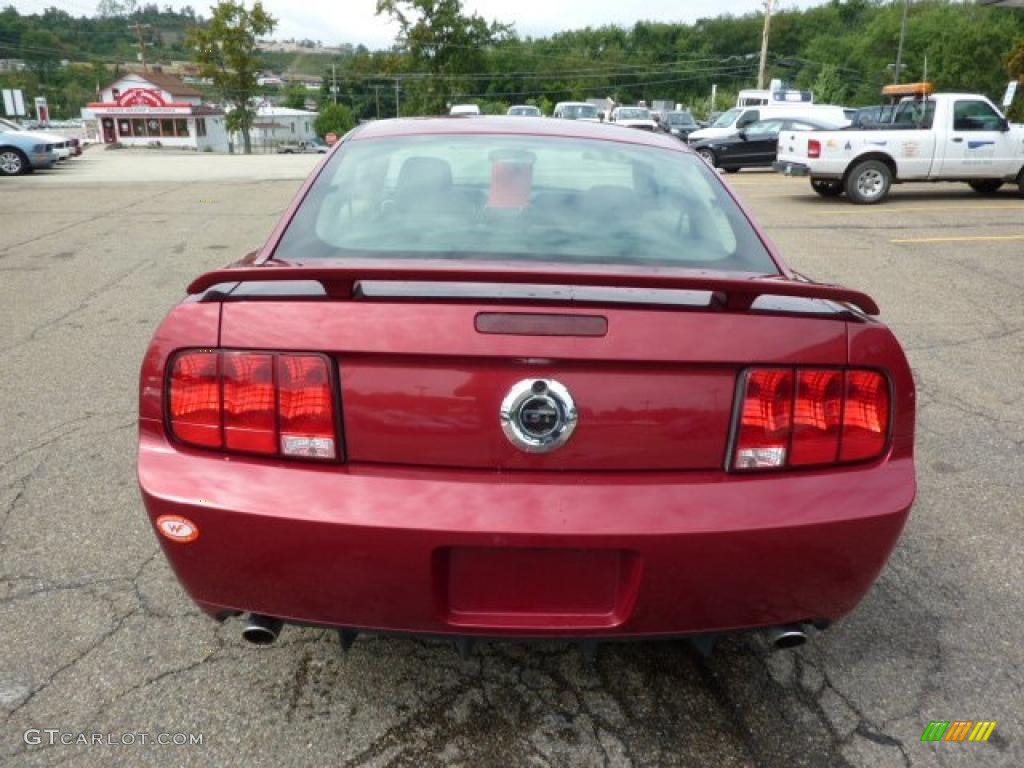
xmin=807 ymin=139 xmax=821 ymax=159
xmin=168 ymin=351 xmax=221 ymax=448
xmin=168 ymin=350 xmax=340 ymax=461
xmin=731 ymin=367 xmax=889 ymax=471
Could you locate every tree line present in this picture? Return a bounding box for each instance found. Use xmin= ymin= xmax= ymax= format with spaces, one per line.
xmin=1 ymin=1 xmax=1022 ymax=128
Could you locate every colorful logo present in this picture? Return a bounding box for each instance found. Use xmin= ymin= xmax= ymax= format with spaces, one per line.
xmin=920 ymin=721 xmax=997 ymax=742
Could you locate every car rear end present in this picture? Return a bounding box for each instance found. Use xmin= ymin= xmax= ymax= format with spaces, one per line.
xmin=774 ymin=129 xmax=850 ymax=179
xmin=138 ymin=121 xmax=915 ymax=650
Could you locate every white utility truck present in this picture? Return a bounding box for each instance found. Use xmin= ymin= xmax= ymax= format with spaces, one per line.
xmin=774 ymin=83 xmax=1024 ymax=203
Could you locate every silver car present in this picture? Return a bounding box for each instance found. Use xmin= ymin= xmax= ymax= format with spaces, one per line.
xmin=0 ymin=119 xmax=58 ymax=176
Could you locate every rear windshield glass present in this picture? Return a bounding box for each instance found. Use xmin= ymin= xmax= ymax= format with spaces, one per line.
xmin=275 ymin=134 xmax=777 ymax=273
xmin=560 ymin=104 xmax=598 ymax=119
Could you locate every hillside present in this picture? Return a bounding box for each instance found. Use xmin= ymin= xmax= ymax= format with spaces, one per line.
xmin=1 ymin=1 xmax=1022 ymax=120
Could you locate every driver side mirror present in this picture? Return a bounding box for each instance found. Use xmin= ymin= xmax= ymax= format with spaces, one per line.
xmin=999 ymin=117 xmax=1010 ymax=133
xmin=737 ymin=129 xmax=748 ymax=140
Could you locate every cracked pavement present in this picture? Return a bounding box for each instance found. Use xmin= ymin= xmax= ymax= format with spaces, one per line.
xmin=1 ymin=153 xmax=1021 ymax=766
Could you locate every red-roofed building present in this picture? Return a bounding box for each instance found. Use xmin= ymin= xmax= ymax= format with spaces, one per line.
xmin=84 ymin=71 xmax=229 ymax=151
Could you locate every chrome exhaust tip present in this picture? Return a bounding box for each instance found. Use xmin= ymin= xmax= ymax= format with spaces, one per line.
xmin=767 ymin=624 xmax=808 ymax=650
xmin=241 ymin=614 xmax=283 ymax=646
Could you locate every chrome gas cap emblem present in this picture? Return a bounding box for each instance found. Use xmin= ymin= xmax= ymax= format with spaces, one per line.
xmin=500 ymin=379 xmax=578 ymax=453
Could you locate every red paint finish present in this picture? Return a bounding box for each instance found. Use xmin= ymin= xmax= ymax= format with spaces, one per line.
xmin=442 ymin=548 xmax=642 ymax=629
xmin=139 ymin=423 xmax=913 ymax=635
xmin=138 ymin=119 xmax=917 ymax=641
xmin=342 ymin=358 xmax=734 ymax=470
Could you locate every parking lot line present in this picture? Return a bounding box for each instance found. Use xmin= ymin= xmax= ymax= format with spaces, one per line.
xmin=890 ymin=234 xmax=1024 ymax=244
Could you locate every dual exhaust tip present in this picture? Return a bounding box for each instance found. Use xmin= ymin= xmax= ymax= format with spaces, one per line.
xmin=767 ymin=624 xmax=808 ymax=650
xmin=240 ymin=614 xmax=809 ymax=651
xmin=241 ymin=614 xmax=283 ymax=646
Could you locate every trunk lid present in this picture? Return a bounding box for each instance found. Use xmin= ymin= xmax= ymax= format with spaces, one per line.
xmin=220 ymin=293 xmax=850 ymax=471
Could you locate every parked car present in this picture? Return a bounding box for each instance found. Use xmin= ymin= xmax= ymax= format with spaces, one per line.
xmin=0 ymin=120 xmax=59 ymax=175
xmin=775 ymin=87 xmax=1024 ymax=203
xmin=688 ymin=104 xmax=850 ymax=142
xmin=0 ymin=118 xmax=74 ymax=161
xmin=552 ymin=101 xmax=601 ymax=122
xmin=609 ymin=106 xmax=658 ymax=131
xmin=691 ymin=117 xmax=838 ymax=172
xmin=139 ymin=117 xmax=916 ymax=656
xmin=276 ymin=138 xmax=329 ymax=154
xmin=663 ymin=110 xmax=700 ymax=140
xmin=449 ymin=104 xmax=481 ymax=116
xmin=507 ymin=105 xmax=542 ymax=117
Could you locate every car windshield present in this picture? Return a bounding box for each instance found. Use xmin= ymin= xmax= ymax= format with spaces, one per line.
xmin=510 ymin=107 xmax=540 ymax=116
xmin=617 ymin=108 xmax=650 ymax=120
xmin=745 ymin=120 xmax=783 ymax=137
xmin=712 ymin=108 xmax=743 ymax=128
xmin=562 ymin=105 xmax=598 ymax=119
xmin=275 ymin=134 xmax=777 ymax=273
xmin=667 ymin=113 xmax=695 ymax=126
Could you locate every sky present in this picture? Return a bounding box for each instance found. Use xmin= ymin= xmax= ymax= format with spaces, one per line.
xmin=9 ymin=1 xmax=826 ymax=50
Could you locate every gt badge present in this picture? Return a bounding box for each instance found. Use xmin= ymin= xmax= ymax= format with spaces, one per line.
xmin=500 ymin=379 xmax=578 ymax=453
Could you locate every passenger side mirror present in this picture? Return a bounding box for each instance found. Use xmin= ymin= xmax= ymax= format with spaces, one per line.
xmin=737 ymin=130 xmax=748 ymax=140
xmin=999 ymin=118 xmax=1010 ymax=133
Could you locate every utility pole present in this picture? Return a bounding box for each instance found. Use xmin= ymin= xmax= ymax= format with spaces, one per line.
xmin=331 ymin=63 xmax=338 ymax=105
xmin=127 ymin=22 xmax=151 ymax=71
xmin=395 ymin=78 xmax=400 ymax=118
xmin=894 ymin=0 xmax=909 ymax=83
xmin=757 ymin=0 xmax=774 ymax=90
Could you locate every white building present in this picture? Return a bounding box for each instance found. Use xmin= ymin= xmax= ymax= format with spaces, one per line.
xmin=84 ymin=71 xmax=229 ymax=152
xmin=231 ymin=105 xmax=319 ymax=150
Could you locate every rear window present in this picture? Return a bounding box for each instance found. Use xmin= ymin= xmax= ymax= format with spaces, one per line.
xmin=275 ymin=134 xmax=777 ymax=273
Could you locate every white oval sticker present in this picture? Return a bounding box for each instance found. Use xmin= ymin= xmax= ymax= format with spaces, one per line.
xmin=156 ymin=515 xmax=199 ymax=543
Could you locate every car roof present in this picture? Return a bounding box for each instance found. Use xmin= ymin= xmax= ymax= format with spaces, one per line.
xmin=350 ymin=116 xmax=687 ymax=151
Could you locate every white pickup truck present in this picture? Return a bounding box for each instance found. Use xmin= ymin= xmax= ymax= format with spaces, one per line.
xmin=774 ymin=91 xmax=1024 ymax=203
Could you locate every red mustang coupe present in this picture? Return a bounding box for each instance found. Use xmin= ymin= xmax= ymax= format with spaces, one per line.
xmin=138 ymin=117 xmax=915 ymax=654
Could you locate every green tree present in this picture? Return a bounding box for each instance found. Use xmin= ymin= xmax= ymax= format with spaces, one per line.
xmin=1009 ymin=37 xmax=1024 ymax=122
xmin=186 ymin=1 xmax=276 ymax=153
xmin=810 ymin=64 xmax=848 ymax=105
xmin=375 ymin=0 xmax=512 ymax=114
xmin=314 ymin=102 xmax=355 ymax=137
xmin=282 ymin=83 xmax=307 ymax=109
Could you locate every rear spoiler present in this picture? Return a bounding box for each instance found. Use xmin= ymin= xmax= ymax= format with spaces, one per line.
xmin=187 ymin=264 xmax=880 ymax=315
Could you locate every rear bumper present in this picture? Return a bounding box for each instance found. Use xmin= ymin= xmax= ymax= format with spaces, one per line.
xmin=139 ymin=426 xmax=914 ymax=638
xmin=774 ymin=160 xmax=812 ymax=177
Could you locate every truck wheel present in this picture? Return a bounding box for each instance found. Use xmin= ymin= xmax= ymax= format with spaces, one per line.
xmin=968 ymin=180 xmax=1003 ymax=195
xmin=697 ymin=149 xmax=717 ymax=167
xmin=811 ymin=179 xmax=842 ymax=197
xmin=845 ymin=160 xmax=892 ymax=204
xmin=0 ymin=148 xmax=28 ymax=176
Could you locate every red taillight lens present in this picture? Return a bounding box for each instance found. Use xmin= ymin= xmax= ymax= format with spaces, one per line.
xmin=168 ymin=350 xmax=340 ymax=461
xmin=169 ymin=351 xmax=222 ymax=448
xmin=276 ymin=355 xmax=337 ymax=459
xmin=790 ymin=369 xmax=843 ymax=466
xmin=222 ymin=352 xmax=276 ymax=454
xmin=731 ymin=367 xmax=890 ymax=471
xmin=840 ymin=370 xmax=890 ymax=462
xmin=807 ymin=139 xmax=821 ymax=159
xmin=733 ymin=369 xmax=794 ymax=469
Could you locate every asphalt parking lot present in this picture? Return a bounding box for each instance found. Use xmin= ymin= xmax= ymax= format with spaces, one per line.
xmin=1 ymin=149 xmax=1021 ymax=767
